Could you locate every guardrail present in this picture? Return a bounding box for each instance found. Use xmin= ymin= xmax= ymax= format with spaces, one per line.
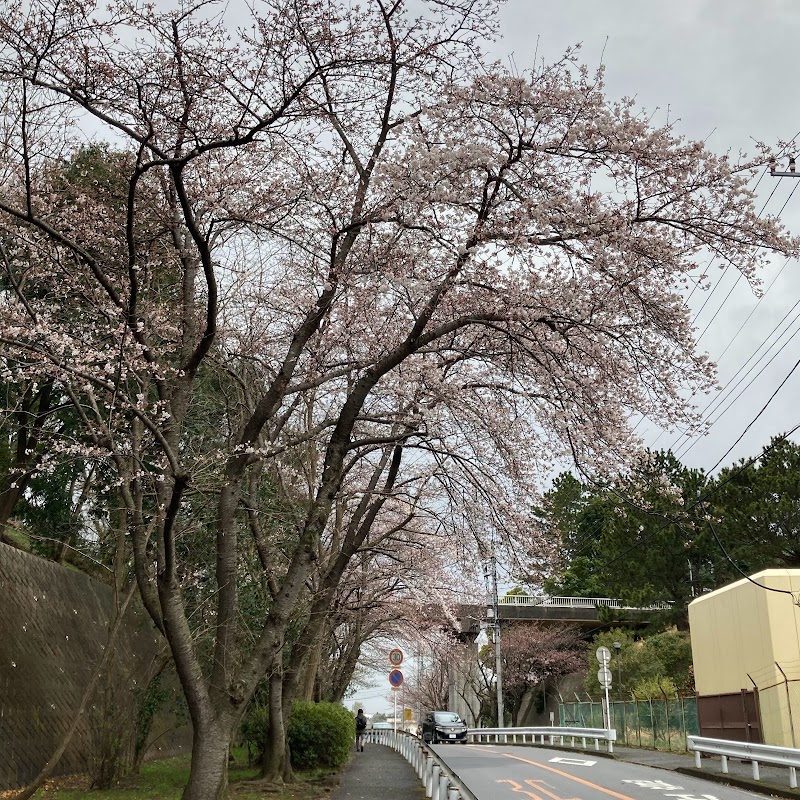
xmin=497 ymin=595 xmax=673 ymax=611
xmin=688 ymin=735 xmax=800 ymax=788
xmin=468 ymin=726 xmax=616 ymax=753
xmin=371 ymin=730 xmax=479 ymax=800
xmin=371 ymin=726 xmax=618 ymax=799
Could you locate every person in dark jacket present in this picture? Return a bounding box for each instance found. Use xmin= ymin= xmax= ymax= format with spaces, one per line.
xmin=355 ymin=708 xmax=367 ymax=751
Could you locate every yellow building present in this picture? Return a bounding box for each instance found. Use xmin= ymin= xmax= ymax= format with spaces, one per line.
xmin=688 ymin=569 xmax=800 ymax=746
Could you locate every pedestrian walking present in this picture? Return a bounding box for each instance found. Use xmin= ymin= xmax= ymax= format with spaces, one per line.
xmin=355 ymin=708 xmax=367 ymax=752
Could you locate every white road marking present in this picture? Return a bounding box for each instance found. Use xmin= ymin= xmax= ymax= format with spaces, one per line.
xmin=620 ymin=781 xmax=720 ymax=800
xmin=622 ymin=781 xmax=685 ymax=791
xmin=548 ymin=757 xmax=597 ymax=767
xmin=664 ymin=795 xmax=720 ymax=800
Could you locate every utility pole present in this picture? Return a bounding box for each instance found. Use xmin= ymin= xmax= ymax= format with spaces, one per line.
xmin=485 ymin=556 xmax=504 ymax=728
xmin=770 ymin=156 xmax=800 ymax=177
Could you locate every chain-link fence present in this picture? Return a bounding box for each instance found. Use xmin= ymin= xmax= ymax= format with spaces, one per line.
xmin=748 ymin=660 xmax=800 ymax=748
xmin=559 ymin=696 xmax=698 ymax=752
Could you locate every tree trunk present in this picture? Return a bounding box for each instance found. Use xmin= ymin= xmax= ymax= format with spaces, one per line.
xmin=261 ymin=666 xmax=291 ymax=782
xmin=181 ymin=721 xmax=230 ymax=800
xmin=299 ymin=637 xmax=323 ymax=701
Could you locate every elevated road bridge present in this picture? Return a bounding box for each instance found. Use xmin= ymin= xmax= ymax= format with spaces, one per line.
xmin=458 ymin=595 xmax=672 ymax=634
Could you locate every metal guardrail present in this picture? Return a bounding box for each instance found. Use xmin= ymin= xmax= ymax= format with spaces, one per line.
xmin=371 ymin=730 xmax=479 ymax=800
xmin=688 ymin=735 xmax=800 ymax=788
xmin=497 ymin=595 xmax=672 ymax=611
xmin=468 ymin=726 xmax=616 ymax=753
xmin=371 ymin=726 xmax=618 ymax=799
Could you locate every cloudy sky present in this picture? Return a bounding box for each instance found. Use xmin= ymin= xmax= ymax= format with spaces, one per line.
xmin=496 ymin=0 xmax=800 ymax=474
xmin=351 ymin=0 xmax=800 ymax=715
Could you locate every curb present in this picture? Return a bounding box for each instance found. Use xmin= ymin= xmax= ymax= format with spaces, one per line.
xmin=674 ymin=767 xmax=800 ymax=800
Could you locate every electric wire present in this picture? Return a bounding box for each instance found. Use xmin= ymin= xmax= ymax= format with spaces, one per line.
xmin=639 ymin=167 xmax=778 ymax=443
xmin=707 ymin=352 xmax=800 ymax=473
xmin=675 ymin=309 xmax=800 ymax=461
xmin=706 ymin=520 xmax=798 ymax=600
xmin=650 ymin=172 xmax=800 ymax=452
xmin=688 ymin=168 xmax=776 ymax=328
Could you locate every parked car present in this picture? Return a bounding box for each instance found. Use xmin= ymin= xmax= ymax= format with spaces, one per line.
xmin=370 ymin=721 xmax=393 ymax=730
xmin=421 ymin=711 xmax=468 ymax=744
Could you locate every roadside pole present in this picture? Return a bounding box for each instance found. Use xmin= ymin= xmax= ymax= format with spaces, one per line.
xmin=596 ymin=646 xmax=613 ymax=730
xmin=388 ymin=650 xmax=404 ymax=736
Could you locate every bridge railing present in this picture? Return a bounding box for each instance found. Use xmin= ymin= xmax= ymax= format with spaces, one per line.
xmin=497 ymin=595 xmax=673 ymax=611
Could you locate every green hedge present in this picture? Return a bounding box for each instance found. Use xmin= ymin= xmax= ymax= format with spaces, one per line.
xmin=288 ymin=701 xmax=354 ymax=770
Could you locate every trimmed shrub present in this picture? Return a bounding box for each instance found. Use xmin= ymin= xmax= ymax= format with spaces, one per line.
xmin=288 ymin=701 xmax=354 ymax=770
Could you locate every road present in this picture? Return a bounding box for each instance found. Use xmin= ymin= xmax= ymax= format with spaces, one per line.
xmin=428 ymin=744 xmax=771 ymax=800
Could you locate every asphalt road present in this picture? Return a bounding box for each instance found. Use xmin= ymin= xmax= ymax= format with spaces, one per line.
xmin=429 ymin=744 xmax=772 ymax=800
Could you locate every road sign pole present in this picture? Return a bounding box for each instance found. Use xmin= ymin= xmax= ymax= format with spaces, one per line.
xmin=595 ymin=646 xmax=613 ymax=733
xmin=394 ymin=689 xmax=397 ymax=735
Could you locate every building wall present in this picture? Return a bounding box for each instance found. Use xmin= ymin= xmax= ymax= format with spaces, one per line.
xmin=688 ymin=569 xmax=800 ymax=747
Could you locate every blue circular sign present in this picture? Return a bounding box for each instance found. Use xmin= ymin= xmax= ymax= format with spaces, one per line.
xmin=388 ymin=669 xmax=404 ymax=687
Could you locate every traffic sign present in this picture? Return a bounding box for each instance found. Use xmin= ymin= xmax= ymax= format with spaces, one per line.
xmin=597 ymin=666 xmax=612 ymax=688
xmin=388 ymin=669 xmax=404 ymax=687
xmin=595 ymin=645 xmax=611 ymax=665
xmin=389 ymin=648 xmax=404 ymax=666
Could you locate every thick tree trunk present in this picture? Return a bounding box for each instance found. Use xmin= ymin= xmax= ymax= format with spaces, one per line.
xmin=181 ymin=721 xmax=230 ymax=800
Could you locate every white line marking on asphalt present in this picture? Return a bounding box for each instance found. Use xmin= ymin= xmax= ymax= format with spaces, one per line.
xmin=549 ymin=757 xmax=597 ymax=767
xmin=620 ymin=781 xmax=720 ymax=800
xmin=622 ymin=781 xmax=685 ymax=791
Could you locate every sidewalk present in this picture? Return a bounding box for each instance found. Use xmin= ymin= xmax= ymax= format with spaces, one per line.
xmin=613 ymin=744 xmax=800 ymax=799
xmin=328 ymin=742 xmax=425 ymax=800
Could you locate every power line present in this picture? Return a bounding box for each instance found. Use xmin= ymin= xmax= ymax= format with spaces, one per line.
xmin=642 ymin=167 xmax=785 ymax=446
xmin=707 ymin=352 xmax=800 ymax=473
xmin=651 ymin=176 xmax=800 ymax=453
xmin=689 ymin=169 xmax=777 ymax=331
xmin=706 ymin=520 xmax=799 ymax=601
xmin=675 ymin=309 xmax=800 ymax=461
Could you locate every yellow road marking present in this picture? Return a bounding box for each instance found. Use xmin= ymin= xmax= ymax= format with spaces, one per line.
xmin=497 ymin=778 xmax=545 ymax=800
xmin=525 ymin=778 xmax=581 ymax=800
xmin=472 ymin=746 xmax=638 ymax=800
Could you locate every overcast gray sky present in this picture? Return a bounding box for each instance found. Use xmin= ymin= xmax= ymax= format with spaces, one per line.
xmin=496 ymin=0 xmax=800 ymax=475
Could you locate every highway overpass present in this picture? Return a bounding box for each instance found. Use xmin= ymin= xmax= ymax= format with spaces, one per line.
xmin=458 ymin=595 xmax=672 ymax=634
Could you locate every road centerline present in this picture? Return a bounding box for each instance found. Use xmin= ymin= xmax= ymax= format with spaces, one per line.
xmin=469 ymin=747 xmax=639 ymax=800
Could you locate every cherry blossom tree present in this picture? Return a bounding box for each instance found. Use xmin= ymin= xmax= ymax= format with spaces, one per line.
xmin=1 ymin=0 xmax=798 ymax=797
xmin=493 ymin=623 xmax=584 ymax=726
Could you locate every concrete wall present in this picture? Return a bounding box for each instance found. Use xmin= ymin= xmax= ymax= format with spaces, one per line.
xmin=688 ymin=569 xmax=800 ymax=746
xmin=0 ymin=542 xmax=190 ymax=789
xmin=448 ymin=645 xmax=482 ymax=725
